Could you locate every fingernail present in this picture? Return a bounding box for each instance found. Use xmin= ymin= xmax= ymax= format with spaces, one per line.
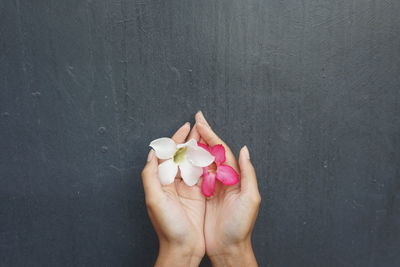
xmin=147 ymin=149 xmax=155 ymax=162
xmin=196 ymin=111 xmax=210 ymax=127
xmin=242 ymin=145 xmax=250 ymax=160
xmin=184 ymin=122 xmax=190 ymax=127
xmin=197 ymin=110 xmax=204 ymax=120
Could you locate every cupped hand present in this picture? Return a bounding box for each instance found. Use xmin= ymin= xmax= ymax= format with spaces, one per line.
xmin=141 ymin=123 xmax=206 ymax=267
xmin=192 ymin=111 xmax=261 ymax=267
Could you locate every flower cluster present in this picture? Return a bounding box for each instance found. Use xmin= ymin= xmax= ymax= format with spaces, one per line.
xmin=149 ymin=138 xmax=239 ymax=196
xmin=197 ymin=142 xmax=239 ymax=196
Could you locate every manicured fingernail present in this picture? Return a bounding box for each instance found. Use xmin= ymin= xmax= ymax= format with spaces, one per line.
xmin=196 ymin=111 xmax=210 ymax=127
xmin=147 ymin=149 xmax=155 ymax=162
xmin=242 ymin=145 xmax=250 ymax=160
xmin=197 ymin=111 xmax=205 ymax=121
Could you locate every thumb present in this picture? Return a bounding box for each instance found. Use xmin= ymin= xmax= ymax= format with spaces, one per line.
xmin=239 ymin=146 xmax=260 ymax=197
xmin=141 ymin=149 xmax=162 ymax=197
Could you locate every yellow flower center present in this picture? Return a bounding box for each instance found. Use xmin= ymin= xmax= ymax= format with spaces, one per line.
xmin=173 ymin=147 xmax=187 ymax=164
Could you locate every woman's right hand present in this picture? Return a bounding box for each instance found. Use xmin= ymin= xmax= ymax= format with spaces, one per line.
xmin=141 ymin=123 xmax=206 ymax=267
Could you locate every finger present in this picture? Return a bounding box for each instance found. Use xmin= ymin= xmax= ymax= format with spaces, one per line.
xmin=195 ymin=111 xmax=211 ymax=127
xmin=171 ymin=122 xmax=191 ymax=144
xmin=187 ymin=123 xmax=200 ymax=142
xmin=159 ymin=122 xmax=191 ymax=165
xmin=194 ymin=111 xmax=209 ymax=144
xmin=141 ymin=149 xmax=163 ymax=198
xmin=238 ymin=146 xmax=260 ymax=198
xmin=195 ymin=111 xmax=226 ymax=147
xmin=196 ymin=122 xmax=224 ymax=146
xmin=162 ymin=122 xmax=191 ymax=190
xmin=196 ymin=122 xmax=238 ymax=172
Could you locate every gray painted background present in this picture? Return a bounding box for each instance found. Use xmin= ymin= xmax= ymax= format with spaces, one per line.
xmin=1 ymin=0 xmax=400 ymax=266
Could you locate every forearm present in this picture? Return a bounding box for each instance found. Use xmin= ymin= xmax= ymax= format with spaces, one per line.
xmin=209 ymin=240 xmax=258 ymax=267
xmin=155 ymin=241 xmax=203 ymax=267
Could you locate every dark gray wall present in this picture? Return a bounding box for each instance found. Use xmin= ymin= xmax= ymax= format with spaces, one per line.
xmin=1 ymin=0 xmax=399 ymax=266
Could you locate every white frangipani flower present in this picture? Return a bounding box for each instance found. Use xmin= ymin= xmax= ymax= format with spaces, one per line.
xmin=149 ymin=138 xmax=214 ymax=186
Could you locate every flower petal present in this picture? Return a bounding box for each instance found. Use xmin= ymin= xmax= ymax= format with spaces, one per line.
xmin=197 ymin=142 xmax=211 ymax=152
xmin=186 ymin=146 xmax=214 ymax=167
xmin=149 ymin=137 xmax=177 ymax=160
xmin=210 ymin=144 xmax=226 ymax=164
xmin=215 ymin=164 xmax=239 ymax=185
xmin=158 ymin=159 xmax=178 ymax=185
xmin=201 ymin=171 xmax=216 ymax=197
xmin=179 ymin=160 xmax=202 ymax=186
xmin=177 ymin=139 xmax=197 ymax=149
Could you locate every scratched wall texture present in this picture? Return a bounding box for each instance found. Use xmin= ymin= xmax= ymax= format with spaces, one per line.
xmin=1 ymin=0 xmax=400 ymax=266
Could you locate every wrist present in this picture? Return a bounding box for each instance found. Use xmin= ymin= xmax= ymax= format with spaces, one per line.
xmin=208 ymin=239 xmax=257 ymax=267
xmin=155 ymin=240 xmax=204 ymax=267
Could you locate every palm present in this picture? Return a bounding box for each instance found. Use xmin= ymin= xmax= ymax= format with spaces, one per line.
xmin=158 ymin=179 xmax=206 ymax=255
xmin=204 ymin=184 xmax=244 ymax=255
xmin=144 ymin=122 xmax=207 ymax=257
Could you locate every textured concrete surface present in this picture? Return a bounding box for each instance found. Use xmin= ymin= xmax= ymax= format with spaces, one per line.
xmin=1 ymin=0 xmax=399 ymax=266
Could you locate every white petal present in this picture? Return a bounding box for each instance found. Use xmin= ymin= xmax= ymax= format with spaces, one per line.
xmin=179 ymin=160 xmax=202 ymax=186
xmin=177 ymin=139 xmax=197 ymax=149
xmin=149 ymin=137 xmax=177 ymax=160
xmin=158 ymin=159 xmax=178 ymax=185
xmin=186 ymin=146 xmax=214 ymax=167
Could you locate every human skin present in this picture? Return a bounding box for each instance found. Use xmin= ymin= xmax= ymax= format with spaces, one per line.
xmin=141 ymin=112 xmax=261 ymax=267
xmin=141 ymin=123 xmax=205 ymax=267
xmin=192 ymin=112 xmax=260 ymax=267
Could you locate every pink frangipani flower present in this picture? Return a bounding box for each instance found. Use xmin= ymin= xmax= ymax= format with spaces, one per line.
xmin=197 ymin=142 xmax=239 ymax=197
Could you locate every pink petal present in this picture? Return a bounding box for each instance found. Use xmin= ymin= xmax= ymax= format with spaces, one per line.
xmin=215 ymin=164 xmax=239 ymax=185
xmin=197 ymin=142 xmax=211 ymax=152
xmin=210 ymin=144 xmax=226 ymax=164
xmin=201 ymin=171 xmax=216 ymax=197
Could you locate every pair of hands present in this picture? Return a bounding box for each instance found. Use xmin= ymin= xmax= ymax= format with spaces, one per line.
xmin=141 ymin=112 xmax=261 ymax=267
